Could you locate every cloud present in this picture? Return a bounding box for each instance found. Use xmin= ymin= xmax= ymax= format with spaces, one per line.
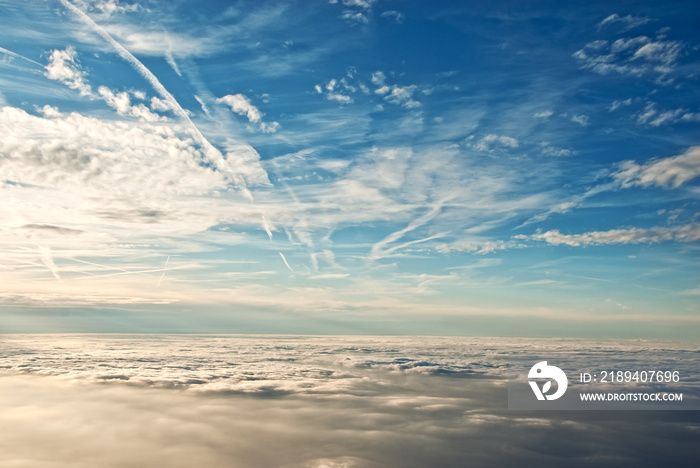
xmin=473 ymin=134 xmax=519 ymax=151
xmin=332 ymin=0 xmax=378 ymax=25
xmin=384 ymin=84 xmax=421 ymax=108
xmin=613 ymin=146 xmax=700 ymax=189
xmin=91 ymin=0 xmax=141 ymax=17
xmin=216 ymin=94 xmax=280 ymax=133
xmin=573 ymin=33 xmax=684 ymax=82
xmin=571 ymin=114 xmax=589 ymax=126
xmin=98 ymin=86 xmax=166 ymax=122
xmin=609 ymin=98 xmax=632 ymax=112
xmin=381 ymin=10 xmax=405 ymax=24
xmin=0 ymin=336 xmax=698 ymax=467
xmin=539 ymin=142 xmax=573 ymax=157
xmin=530 ymin=224 xmax=700 ymax=247
xmin=0 ymin=106 xmax=227 ymax=198
xmin=597 ymin=14 xmax=651 ymax=31
xmin=58 ymin=0 xmax=253 ymax=198
xmin=316 ymin=74 xmax=363 ymax=105
xmin=533 ymin=110 xmax=553 ymax=119
xmin=44 ymin=47 xmax=92 ymax=96
xmin=216 ymin=94 xmax=262 ymax=123
xmin=316 ymin=70 xmax=423 ymax=109
xmin=0 ymin=104 xmax=271 ymax=298
xmin=436 ymin=240 xmax=513 ymax=255
xmin=279 ymin=251 xmax=294 ymax=273
xmin=38 ymin=245 xmax=61 ymax=280
xmin=635 ymin=103 xmax=700 ymax=127
xmin=150 ymin=96 xmax=178 ymax=113
xmin=342 ymin=0 xmax=376 ymax=9
xmin=44 ymin=47 xmax=166 ymax=122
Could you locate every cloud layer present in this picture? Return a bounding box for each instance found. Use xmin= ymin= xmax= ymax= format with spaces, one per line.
xmin=0 ymin=335 xmax=699 ymax=467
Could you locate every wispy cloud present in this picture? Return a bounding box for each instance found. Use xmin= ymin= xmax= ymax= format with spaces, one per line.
xmin=529 ymin=223 xmax=700 ymax=246
xmin=597 ymin=13 xmax=651 ymax=31
xmin=614 ymin=146 xmax=700 ymax=189
xmin=381 ymin=10 xmax=405 ymax=24
xmin=573 ymin=28 xmax=684 ymax=83
xmin=635 ymin=102 xmax=700 ymax=127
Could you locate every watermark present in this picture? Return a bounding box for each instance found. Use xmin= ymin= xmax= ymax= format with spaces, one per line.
xmin=528 ymin=361 xmax=568 ymax=401
xmin=508 ymin=354 xmax=700 ymax=410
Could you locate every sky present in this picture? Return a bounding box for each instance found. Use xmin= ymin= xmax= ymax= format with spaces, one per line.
xmin=0 ymin=0 xmax=699 ymax=337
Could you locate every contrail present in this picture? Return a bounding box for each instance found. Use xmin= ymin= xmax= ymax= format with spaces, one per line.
xmin=278 ymin=252 xmax=294 ymax=273
xmin=262 ymin=215 xmax=273 ymax=240
xmin=74 ymin=265 xmax=185 ymax=280
xmin=156 ymin=256 xmax=170 ymax=287
xmin=0 ymin=46 xmax=43 ymax=67
xmin=37 ymin=245 xmax=61 ymax=281
xmin=58 ymin=0 xmax=252 ymax=200
xmin=370 ymin=202 xmax=444 ymax=259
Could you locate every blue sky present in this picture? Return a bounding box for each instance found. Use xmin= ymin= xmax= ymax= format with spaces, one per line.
xmin=1 ymin=0 xmax=699 ymax=337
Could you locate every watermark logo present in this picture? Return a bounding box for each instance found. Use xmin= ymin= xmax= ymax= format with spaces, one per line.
xmin=528 ymin=361 xmax=568 ymax=401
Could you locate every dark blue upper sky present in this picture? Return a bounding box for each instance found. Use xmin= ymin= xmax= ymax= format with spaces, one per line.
xmin=0 ymin=0 xmax=699 ymax=337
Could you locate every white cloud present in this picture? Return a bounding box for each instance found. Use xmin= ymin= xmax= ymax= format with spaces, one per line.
xmin=260 ymin=121 xmax=281 ymax=133
xmin=327 ymin=93 xmax=353 ymax=104
xmin=573 ymin=33 xmax=683 ymax=82
xmin=609 ymin=98 xmax=632 ymax=111
xmin=571 ymin=114 xmax=589 ymax=126
xmin=533 ymin=110 xmax=553 ymax=119
xmin=613 ymin=146 xmax=700 ymax=189
xmin=341 ymin=10 xmax=369 ymax=24
xmin=0 ymin=336 xmax=697 ymax=466
xmin=92 ymin=0 xmax=141 ymax=17
xmin=0 ymin=105 xmax=260 ymax=232
xmin=150 ymin=96 xmax=178 ymax=113
xmin=371 ymin=71 xmax=385 ymax=86
xmin=216 ymin=94 xmax=280 ymax=132
xmin=530 ymin=224 xmax=700 ymax=246
xmin=332 ymin=0 xmax=377 ymax=24
xmin=381 ymin=10 xmax=405 ymax=24
xmin=436 ymin=240 xmax=512 ymax=255
xmin=0 ymin=105 xmax=231 ymax=197
xmin=374 ymin=85 xmax=390 ymax=95
xmin=316 ymin=73 xmax=367 ymax=105
xmin=342 ymin=0 xmax=376 ymax=9
xmin=632 ymin=40 xmax=682 ymax=66
xmin=540 ymin=142 xmax=573 ymax=157
xmin=384 ymin=84 xmax=421 ymax=108
xmin=44 ymin=47 xmax=165 ymax=122
xmin=0 ymin=104 xmax=275 ymax=303
xmin=636 ymin=103 xmax=700 ymax=127
xmin=316 ymin=70 xmax=424 ymax=109
xmin=597 ymin=14 xmax=651 ymax=31
xmin=44 ymin=47 xmax=92 ymax=96
xmin=58 ymin=1 xmax=249 ymax=196
xmin=98 ymin=86 xmax=166 ymax=122
xmin=216 ymin=93 xmax=262 ymax=123
xmin=474 ymin=134 xmax=518 ymax=151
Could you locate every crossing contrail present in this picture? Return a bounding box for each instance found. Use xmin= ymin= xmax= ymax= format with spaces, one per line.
xmin=58 ymin=0 xmax=252 ymax=200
